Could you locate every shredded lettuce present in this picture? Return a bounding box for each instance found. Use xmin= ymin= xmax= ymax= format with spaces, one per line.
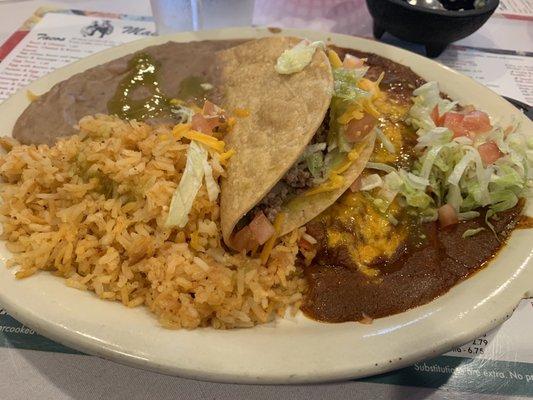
xmin=171 ymin=105 xmax=194 ymax=123
xmin=376 ymin=127 xmax=396 ymax=154
xmin=324 ymin=148 xmax=347 ymax=174
xmin=336 ymin=128 xmax=352 ymax=153
xmin=374 ymin=80 xmax=532 ymax=226
xmin=165 ymin=141 xmax=207 ymax=228
xmin=462 ymin=227 xmax=485 ymax=238
xmin=387 ymin=214 xmax=399 ymax=226
xmin=490 ymin=189 xmax=518 ymax=212
xmin=415 ymin=127 xmax=453 ymax=150
xmin=420 ymin=145 xmax=444 ymax=180
xmin=366 ymin=162 xmax=397 ymax=174
xmin=408 ymin=82 xmax=456 ymax=131
xmin=484 ymin=209 xmax=497 ymax=235
xmin=359 ymin=174 xmax=383 ymax=191
xmin=332 ymin=68 xmax=370 ymax=101
xmin=306 ymin=152 xmax=325 ymax=179
xmin=202 ymin=157 xmax=219 ymax=202
xmin=454 ymin=136 xmax=473 ymax=146
xmin=302 ymin=143 xmax=327 ymax=158
xmin=458 ymin=210 xmax=480 ymax=220
xmin=446 ymin=184 xmax=463 ymax=212
xmin=377 ymin=171 xmax=402 ymax=208
xmin=448 ymin=148 xmax=476 ymax=186
xmin=275 ymin=40 xmax=325 ymax=75
xmin=398 ymin=170 xmax=433 ymax=209
xmin=289 ymin=55 xmax=373 ymax=184
xmin=327 ymin=66 xmax=372 ymax=157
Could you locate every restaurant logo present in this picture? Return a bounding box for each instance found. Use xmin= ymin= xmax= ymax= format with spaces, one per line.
xmin=81 ymin=20 xmax=114 ymax=38
xmin=122 ymin=26 xmax=156 ymax=37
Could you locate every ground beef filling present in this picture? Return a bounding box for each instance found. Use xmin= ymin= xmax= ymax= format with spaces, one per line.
xmin=250 ymin=113 xmax=330 ymax=221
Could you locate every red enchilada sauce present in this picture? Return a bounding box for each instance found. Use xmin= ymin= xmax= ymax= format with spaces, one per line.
xmin=301 ymin=47 xmax=526 ymax=323
xmin=302 ymin=203 xmax=523 ymax=322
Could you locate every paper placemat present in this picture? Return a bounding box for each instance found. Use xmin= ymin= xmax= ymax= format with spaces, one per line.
xmin=0 ymin=6 xmax=531 ymax=398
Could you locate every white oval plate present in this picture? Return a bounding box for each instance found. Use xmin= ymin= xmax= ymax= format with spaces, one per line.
xmin=0 ymin=27 xmax=531 ymax=384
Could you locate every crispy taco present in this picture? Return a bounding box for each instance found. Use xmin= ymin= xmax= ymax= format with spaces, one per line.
xmin=217 ymin=37 xmax=378 ymax=252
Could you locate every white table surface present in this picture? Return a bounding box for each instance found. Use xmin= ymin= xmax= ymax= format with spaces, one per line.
xmin=0 ymin=1 xmax=531 ymax=399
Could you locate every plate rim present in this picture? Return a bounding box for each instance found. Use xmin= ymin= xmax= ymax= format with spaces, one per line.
xmin=0 ymin=26 xmax=531 ymax=384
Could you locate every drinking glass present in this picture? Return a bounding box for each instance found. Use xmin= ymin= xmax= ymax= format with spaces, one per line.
xmin=150 ymin=0 xmax=255 ymax=34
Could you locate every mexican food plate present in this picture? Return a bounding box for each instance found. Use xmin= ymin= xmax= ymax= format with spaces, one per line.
xmin=0 ymin=27 xmax=531 ymax=384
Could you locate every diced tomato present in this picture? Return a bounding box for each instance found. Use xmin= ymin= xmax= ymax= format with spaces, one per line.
xmin=430 ymin=105 xmax=444 ymax=126
xmin=359 ymin=313 xmax=373 ymax=325
xmin=442 ymin=112 xmax=468 ymax=138
xmin=191 ymin=113 xmax=224 ymax=135
xmin=349 ymin=176 xmax=362 ymax=192
xmin=191 ymin=114 xmax=213 ymax=134
xmin=343 ymin=54 xmax=365 ymax=69
xmin=440 ymin=109 xmax=492 ymax=138
xmin=191 ymin=100 xmax=227 ymax=134
xmin=298 ymin=238 xmax=314 ymax=252
xmin=344 ymin=113 xmax=377 ymax=142
xmin=438 ymin=204 xmax=459 ymax=228
xmin=249 ymin=212 xmax=275 ymax=245
xmin=202 ymin=100 xmax=223 ymax=118
xmin=232 ymin=225 xmax=258 ymax=253
xmin=462 ymin=110 xmax=492 ymax=134
xmin=478 ymin=141 xmax=502 ymax=165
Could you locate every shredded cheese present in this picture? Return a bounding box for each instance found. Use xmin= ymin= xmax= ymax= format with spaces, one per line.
xmin=336 ymin=74 xmax=385 ymax=125
xmin=219 ymin=148 xmax=236 ymax=162
xmin=363 ymin=100 xmax=381 ymax=119
xmin=327 ymin=230 xmax=343 ymax=247
xmin=305 ymin=174 xmax=345 ymax=196
xmin=337 ymin=104 xmax=364 ymax=125
xmin=260 ymin=212 xmax=286 ymax=265
xmin=347 ymin=144 xmax=363 ymax=161
xmin=233 ymin=108 xmax=250 ymax=117
xmin=327 ymin=49 xmax=343 ymax=69
xmin=26 ymin=90 xmax=40 ymax=102
xmin=331 ymin=159 xmax=353 ymax=175
xmin=184 ymin=130 xmax=226 ymax=153
xmin=358 ymin=264 xmax=380 ymax=277
xmin=329 ymin=144 xmax=363 ymax=175
xmin=172 ymin=123 xmax=192 ymax=139
xmin=304 ymin=141 xmax=365 ymax=197
xmin=358 ymin=78 xmax=374 ymax=92
xmin=359 ymin=73 xmax=385 ymax=101
xmin=172 ymin=122 xmax=226 ymax=152
xmin=227 ymin=117 xmax=237 ymax=130
xmin=375 ymin=71 xmax=385 ymax=87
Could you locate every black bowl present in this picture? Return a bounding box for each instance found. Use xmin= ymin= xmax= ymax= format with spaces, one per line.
xmin=366 ymin=0 xmax=500 ymax=57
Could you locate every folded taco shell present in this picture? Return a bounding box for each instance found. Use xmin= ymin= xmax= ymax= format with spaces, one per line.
xmin=216 ymin=36 xmax=374 ymax=248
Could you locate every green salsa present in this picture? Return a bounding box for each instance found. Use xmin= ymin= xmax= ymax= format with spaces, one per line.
xmin=108 ymin=53 xmax=170 ymax=120
xmin=178 ymin=76 xmax=209 ymax=101
xmin=107 ymin=52 xmax=210 ymax=121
